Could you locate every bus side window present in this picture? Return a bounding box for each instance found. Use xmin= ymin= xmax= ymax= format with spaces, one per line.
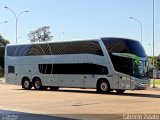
xmin=8 ymin=66 xmax=15 ymax=74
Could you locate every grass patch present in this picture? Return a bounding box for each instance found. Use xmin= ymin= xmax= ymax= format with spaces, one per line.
xmin=150 ymin=79 xmax=160 ymax=85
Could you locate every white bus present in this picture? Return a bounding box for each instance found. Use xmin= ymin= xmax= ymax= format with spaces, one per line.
xmin=5 ymin=37 xmax=150 ymax=93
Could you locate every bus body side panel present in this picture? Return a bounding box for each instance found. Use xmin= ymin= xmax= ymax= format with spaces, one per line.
xmin=98 ymin=40 xmax=119 ymax=90
xmin=5 ymin=39 xmax=121 ymax=90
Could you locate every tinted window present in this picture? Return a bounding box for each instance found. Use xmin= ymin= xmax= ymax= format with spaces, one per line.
xmin=8 ymin=66 xmax=15 ymax=73
xmin=110 ymin=55 xmax=133 ymax=75
xmin=7 ymin=45 xmax=31 ymax=56
xmin=49 ymin=41 xmax=103 ymax=55
xmin=102 ymin=38 xmax=146 ymax=57
xmin=27 ymin=44 xmax=49 ymax=56
xmin=7 ymin=41 xmax=103 ymax=56
xmin=38 ymin=64 xmax=108 ymax=75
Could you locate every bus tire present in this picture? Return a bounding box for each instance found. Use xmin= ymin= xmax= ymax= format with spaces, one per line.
xmin=33 ymin=78 xmax=43 ymax=90
xmin=50 ymin=87 xmax=59 ymax=91
xmin=116 ymin=90 xmax=125 ymax=94
xmin=97 ymin=79 xmax=110 ymax=93
xmin=22 ymin=77 xmax=32 ymax=90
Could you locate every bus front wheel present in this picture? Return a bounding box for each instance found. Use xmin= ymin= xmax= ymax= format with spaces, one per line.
xmin=97 ymin=80 xmax=110 ymax=93
xmin=22 ymin=78 xmax=32 ymax=90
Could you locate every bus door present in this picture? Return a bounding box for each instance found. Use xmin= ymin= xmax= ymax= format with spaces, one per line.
xmin=119 ymin=73 xmax=131 ymax=89
xmin=111 ymin=74 xmax=119 ymax=89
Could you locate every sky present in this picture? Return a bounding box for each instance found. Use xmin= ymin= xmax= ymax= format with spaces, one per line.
xmin=0 ymin=0 xmax=160 ymax=56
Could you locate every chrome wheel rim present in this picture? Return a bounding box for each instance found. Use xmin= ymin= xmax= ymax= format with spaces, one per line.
xmin=100 ymin=82 xmax=108 ymax=92
xmin=35 ymin=80 xmax=41 ymax=89
xmin=24 ymin=80 xmax=30 ymax=88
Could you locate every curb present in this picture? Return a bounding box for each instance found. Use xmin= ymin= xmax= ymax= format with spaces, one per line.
xmin=149 ymin=85 xmax=160 ymax=90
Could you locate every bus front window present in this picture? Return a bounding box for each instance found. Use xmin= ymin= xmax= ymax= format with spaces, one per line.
xmin=133 ymin=61 xmax=148 ymax=78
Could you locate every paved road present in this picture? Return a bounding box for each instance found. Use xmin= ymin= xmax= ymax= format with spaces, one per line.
xmin=0 ymin=83 xmax=160 ymax=120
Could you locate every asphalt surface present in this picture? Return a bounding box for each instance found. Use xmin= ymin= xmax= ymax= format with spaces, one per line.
xmin=0 ymin=78 xmax=160 ymax=120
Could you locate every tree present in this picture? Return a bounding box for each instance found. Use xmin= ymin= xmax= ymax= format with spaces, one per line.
xmin=0 ymin=34 xmax=9 ymax=46
xmin=158 ymin=54 xmax=160 ymax=62
xmin=0 ymin=34 xmax=10 ymax=76
xmin=148 ymin=56 xmax=160 ymax=69
xmin=28 ymin=26 xmax=53 ymax=42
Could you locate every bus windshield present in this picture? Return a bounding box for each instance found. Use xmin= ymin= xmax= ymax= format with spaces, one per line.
xmin=102 ymin=37 xmax=148 ymax=79
xmin=109 ymin=54 xmax=148 ymax=79
xmin=102 ymin=38 xmax=147 ymax=57
xmin=133 ymin=61 xmax=148 ymax=79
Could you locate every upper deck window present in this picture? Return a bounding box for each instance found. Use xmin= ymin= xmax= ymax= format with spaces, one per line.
xmin=7 ymin=41 xmax=104 ymax=56
xmin=102 ymin=38 xmax=146 ymax=57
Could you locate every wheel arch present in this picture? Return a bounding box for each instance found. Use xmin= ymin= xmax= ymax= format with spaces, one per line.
xmin=21 ymin=76 xmax=31 ymax=85
xmin=21 ymin=76 xmax=32 ymax=89
xmin=32 ymin=77 xmax=42 ymax=85
xmin=96 ymin=78 xmax=110 ymax=89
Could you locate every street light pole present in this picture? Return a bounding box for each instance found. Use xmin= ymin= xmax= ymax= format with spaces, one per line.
xmin=152 ymin=0 xmax=156 ymax=88
xmin=5 ymin=6 xmax=29 ymax=44
xmin=129 ymin=17 xmax=142 ymax=45
xmin=149 ymin=44 xmax=152 ymax=56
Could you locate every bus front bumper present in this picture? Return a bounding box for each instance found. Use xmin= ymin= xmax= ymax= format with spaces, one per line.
xmin=133 ymin=79 xmax=150 ymax=90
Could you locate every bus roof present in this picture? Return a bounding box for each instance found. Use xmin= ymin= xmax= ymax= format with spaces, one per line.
xmin=6 ymin=38 xmax=101 ymax=47
xmin=6 ymin=37 xmax=139 ymax=47
xmin=101 ymin=37 xmax=140 ymax=43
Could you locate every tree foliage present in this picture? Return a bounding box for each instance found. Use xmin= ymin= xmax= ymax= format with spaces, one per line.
xmin=28 ymin=26 xmax=53 ymax=42
xmin=0 ymin=34 xmax=10 ymax=76
xmin=158 ymin=54 xmax=160 ymax=62
xmin=0 ymin=34 xmax=10 ymax=46
xmin=148 ymin=56 xmax=160 ymax=69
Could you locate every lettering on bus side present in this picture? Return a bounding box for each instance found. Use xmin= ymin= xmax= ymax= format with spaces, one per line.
xmin=38 ymin=63 xmax=108 ymax=75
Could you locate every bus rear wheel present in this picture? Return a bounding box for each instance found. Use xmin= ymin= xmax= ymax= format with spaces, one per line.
xmin=33 ymin=78 xmax=43 ymax=90
xmin=22 ymin=78 xmax=32 ymax=90
xmin=97 ymin=80 xmax=110 ymax=93
xmin=116 ymin=90 xmax=125 ymax=94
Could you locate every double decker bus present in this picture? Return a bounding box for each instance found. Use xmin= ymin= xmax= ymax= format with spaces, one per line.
xmin=5 ymin=37 xmax=150 ymax=93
